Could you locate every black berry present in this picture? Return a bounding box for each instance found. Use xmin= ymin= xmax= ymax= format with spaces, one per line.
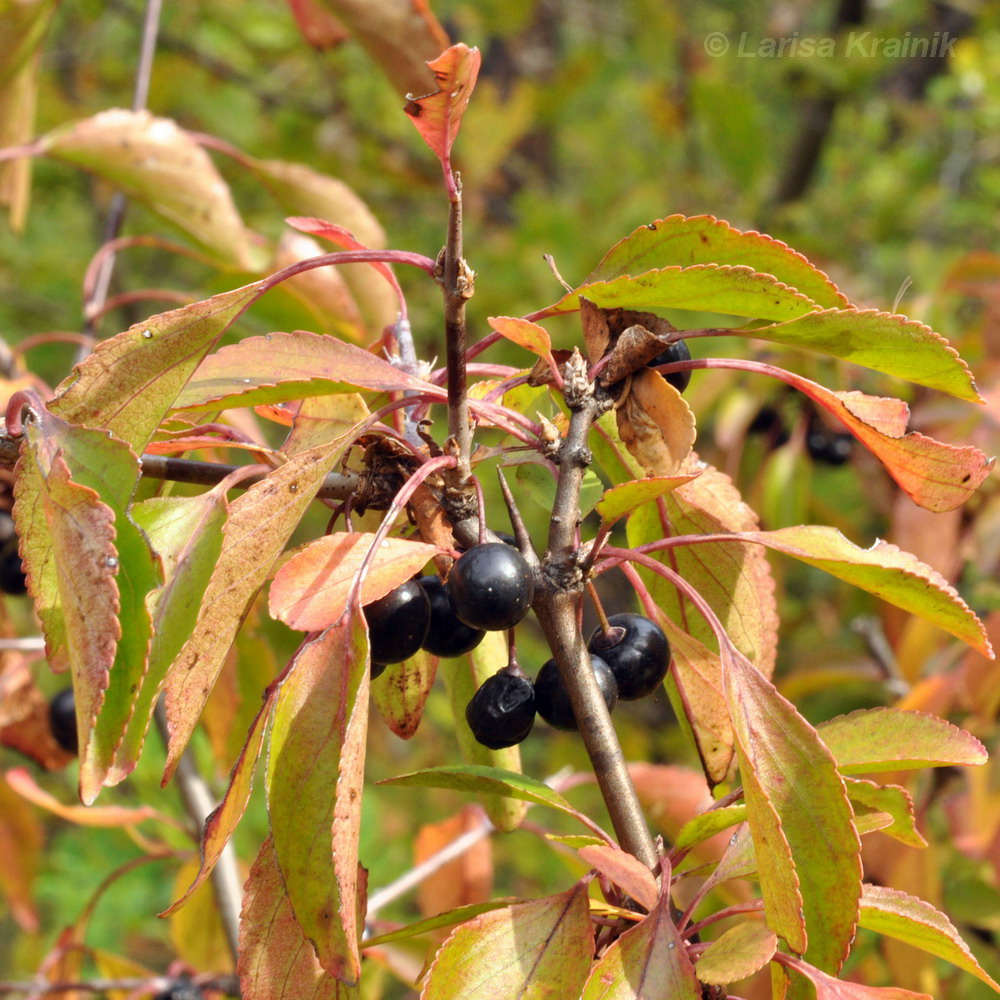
xmin=648 ymin=339 xmax=692 ymax=393
xmin=589 ymin=613 xmax=670 ymax=700
xmin=363 ymin=580 xmax=430 ymax=664
xmin=534 ymin=654 xmax=618 ymax=731
xmin=466 ymin=666 xmax=536 ymax=749
xmin=48 ymin=687 xmax=78 ymax=755
xmin=0 ymin=548 xmax=26 ymax=595
xmin=447 ymin=543 xmax=534 ymax=632
xmin=370 ymin=661 xmax=388 ymax=680
xmin=418 ymin=576 xmax=485 ymax=658
xmin=807 ymin=428 xmax=853 ymax=466
xmin=153 ymin=979 xmax=203 ymax=1000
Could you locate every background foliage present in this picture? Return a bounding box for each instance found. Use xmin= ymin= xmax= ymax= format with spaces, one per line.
xmin=2 ymin=1 xmax=1000 ymax=997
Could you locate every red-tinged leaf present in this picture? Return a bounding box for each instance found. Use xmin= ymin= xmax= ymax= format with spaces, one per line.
xmin=5 ymin=767 xmax=168 ymax=828
xmin=595 ymin=475 xmax=698 ymax=528
xmin=420 ymin=881 xmax=593 ymax=1000
xmin=267 ymin=615 xmax=369 ymax=982
xmin=699 ymin=823 xmax=757 ymax=895
xmin=783 ymin=956 xmax=932 ymax=1000
xmin=818 ymin=708 xmax=988 ymax=773
xmin=14 ymin=410 xmax=158 ymax=801
xmin=282 ymin=393 xmax=370 ymax=457
xmin=580 ymin=884 xmax=701 ymax=1000
xmin=173 ymin=330 xmax=444 ymax=414
xmin=363 ymin=900 xmax=520 ymax=948
xmin=118 ymin=487 xmax=228 ymax=779
xmin=736 ymin=526 xmax=992 ymax=656
xmin=656 ymin=618 xmax=734 ymax=786
xmin=844 ymin=779 xmax=926 ymax=847
xmin=723 ymin=646 xmax=862 ymax=970
xmin=163 ymin=439 xmax=350 ymax=781
xmin=624 ymin=456 xmax=779 ymax=677
xmin=784 ymin=375 xmax=993 ymax=512
xmin=313 ymin=0 xmax=448 ymax=97
xmin=586 ymin=215 xmax=847 ymax=310
xmin=414 ymin=806 xmax=493 ymax=919
xmin=270 ymin=532 xmax=443 ymax=632
xmin=287 ymin=0 xmax=349 ymax=49
xmin=437 ymin=631 xmax=527 ymax=831
xmin=0 ymin=773 xmax=42 ymax=931
xmin=859 ymin=884 xmax=1000 ymax=992
xmin=50 ymin=281 xmax=265 ymax=453
xmin=746 ymin=309 xmax=980 ymax=402
xmin=487 ymin=316 xmax=559 ymax=379
xmin=695 ymin=919 xmax=777 ymax=986
xmin=239 ymin=837 xmax=360 ymax=999
xmin=0 ymin=654 xmax=74 ymax=771
xmin=161 ymin=684 xmax=277 ymax=917
xmin=577 ymin=845 xmax=658 ymax=912
xmin=616 ymin=368 xmax=697 ymax=477
xmin=404 ymin=44 xmax=481 ymax=169
xmin=372 ymin=649 xmax=438 ymax=740
xmin=535 ymin=264 xmax=820 ymax=323
xmin=39 ymin=110 xmax=254 ymax=267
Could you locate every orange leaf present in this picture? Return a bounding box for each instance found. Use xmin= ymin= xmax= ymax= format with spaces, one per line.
xmin=415 ymin=806 xmax=493 ymax=919
xmin=577 ymin=844 xmax=658 ymax=912
xmin=270 ymin=532 xmax=443 ymax=631
xmin=616 ymin=368 xmax=696 ymax=477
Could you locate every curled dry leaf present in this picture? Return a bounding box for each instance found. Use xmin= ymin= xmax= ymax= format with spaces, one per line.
xmin=616 ymin=368 xmax=697 ymax=477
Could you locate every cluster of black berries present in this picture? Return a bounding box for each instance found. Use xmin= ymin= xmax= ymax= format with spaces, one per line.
xmin=465 ymin=613 xmax=672 ymax=750
xmin=363 ymin=540 xmax=534 ymax=679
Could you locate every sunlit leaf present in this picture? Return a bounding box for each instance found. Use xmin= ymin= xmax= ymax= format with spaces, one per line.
xmin=487 ymin=316 xmax=559 ymax=379
xmin=695 ymin=919 xmax=777 ymax=986
xmin=420 ymin=881 xmax=592 ymax=1000
xmin=0 ymin=773 xmax=42 ymax=931
xmin=723 ymin=646 xmax=861 ymax=970
xmin=169 ymin=858 xmax=234 ymax=973
xmin=372 ymin=650 xmax=438 ymax=740
xmin=403 ymin=44 xmax=482 ymax=169
xmin=269 ymin=532 xmax=443 ymax=631
xmin=818 ymin=708 xmax=988 ymax=772
xmin=163 ymin=438 xmax=351 ymax=781
xmin=364 ymin=900 xmax=519 ymax=948
xmin=239 ymin=837 xmax=359 ymax=999
xmin=267 ymin=614 xmax=369 ymax=983
xmin=783 ymin=957 xmax=932 ymax=1000
xmin=675 ymin=804 xmax=747 ymax=850
xmin=39 ymin=110 xmax=254 ymax=266
xmin=586 ymin=215 xmax=847 ymax=310
xmin=577 ymin=845 xmax=657 ymax=912
xmin=844 ymin=779 xmax=925 ymax=847
xmin=580 ymin=882 xmax=701 ymax=1000
xmin=616 ymin=368 xmax=697 ymax=477
xmin=595 ymin=475 xmax=697 ymax=527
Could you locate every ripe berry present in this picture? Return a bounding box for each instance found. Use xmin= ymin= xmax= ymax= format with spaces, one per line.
xmin=363 ymin=580 xmax=430 ymax=665
xmin=807 ymin=428 xmax=853 ymax=466
xmin=418 ymin=576 xmax=485 ymax=658
xmin=48 ymin=688 xmax=78 ymax=755
xmin=153 ymin=980 xmax=203 ymax=1000
xmin=447 ymin=543 xmax=534 ymax=632
xmin=0 ymin=548 xmax=26 ymax=595
xmin=534 ymin=654 xmax=617 ymax=731
xmin=648 ymin=339 xmax=692 ymax=393
xmin=370 ymin=661 xmax=388 ymax=680
xmin=466 ymin=666 xmax=536 ymax=749
xmin=589 ymin=613 xmax=670 ymax=700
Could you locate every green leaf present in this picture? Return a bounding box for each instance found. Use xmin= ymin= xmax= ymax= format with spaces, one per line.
xmin=744 ymin=308 xmax=981 ymax=402
xmin=267 ymin=614 xmax=369 ymax=983
xmin=695 ymin=919 xmax=777 ymax=987
xmin=162 ymin=437 xmax=351 ymax=780
xmin=586 ymin=215 xmax=847 ymax=310
xmin=736 ymin=526 xmax=992 ymax=655
xmin=40 ymin=110 xmax=255 ymax=267
xmin=371 ymin=650 xmax=438 ymax=740
xmin=50 ymin=281 xmax=265 ymax=452
xmin=723 ymin=646 xmax=861 ymax=971
xmin=844 ymin=778 xmax=925 ymax=847
xmin=675 ymin=805 xmax=747 ymax=850
xmin=818 ymin=708 xmax=988 ymax=773
xmin=536 ymin=264 xmax=820 ymax=323
xmin=420 ymin=881 xmax=593 ymax=1000
xmin=595 ymin=475 xmax=697 ymax=528
xmin=436 ymin=632 xmax=528 ymax=832
xmin=580 ymin=884 xmax=702 ymax=999
xmin=363 ymin=900 xmax=520 ymax=947
xmin=859 ymin=885 xmax=1000 ymax=993
xmin=238 ymin=838 xmax=359 ymax=999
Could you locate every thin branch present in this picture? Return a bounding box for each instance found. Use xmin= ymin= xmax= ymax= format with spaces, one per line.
xmin=0 ymin=976 xmax=240 ymax=997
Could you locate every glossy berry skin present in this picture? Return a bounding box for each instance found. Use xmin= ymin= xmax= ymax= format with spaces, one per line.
xmin=648 ymin=339 xmax=692 ymax=393
xmin=534 ymin=654 xmax=617 ymax=731
xmin=363 ymin=580 xmax=430 ymax=665
xmin=418 ymin=576 xmax=485 ymax=658
xmin=589 ymin=613 xmax=670 ymax=700
xmin=466 ymin=668 xmax=536 ymax=749
xmin=48 ymin=687 xmax=78 ymax=755
xmin=447 ymin=543 xmax=534 ymax=632
xmin=807 ymin=428 xmax=853 ymax=466
xmin=370 ymin=661 xmax=388 ymax=680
